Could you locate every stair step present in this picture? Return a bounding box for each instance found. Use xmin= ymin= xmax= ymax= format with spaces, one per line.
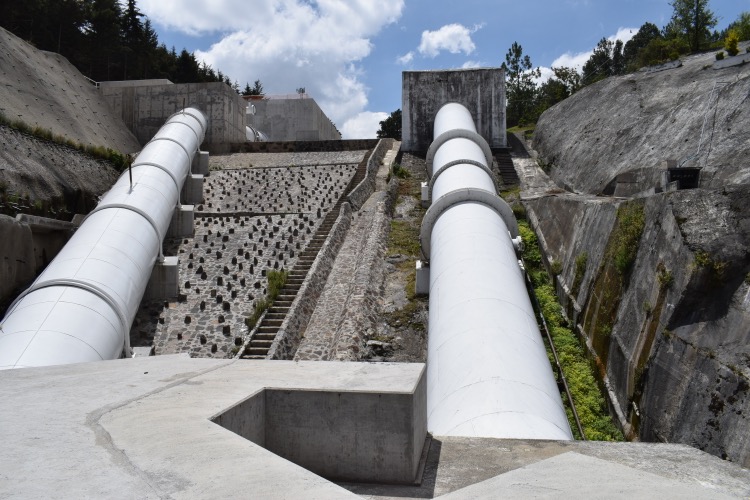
xmin=256 ymin=326 xmax=277 ymax=334
xmin=254 ymin=333 xmax=276 ymax=341
xmin=243 ymin=348 xmax=268 ymax=356
xmin=250 ymin=340 xmax=274 ymax=348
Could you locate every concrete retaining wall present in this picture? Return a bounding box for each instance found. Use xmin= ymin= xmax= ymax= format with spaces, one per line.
xmin=247 ymin=98 xmax=341 ymax=141
xmin=402 ymin=68 xmax=506 ymax=151
xmin=0 ymin=214 xmax=76 ymax=312
xmin=234 ymin=139 xmax=378 ymax=154
xmin=347 ymin=138 xmax=392 ymax=210
xmin=100 ymin=81 xmax=246 ymax=153
xmin=211 ymin=369 xmax=427 ymax=484
xmin=267 ymin=203 xmax=353 ymax=360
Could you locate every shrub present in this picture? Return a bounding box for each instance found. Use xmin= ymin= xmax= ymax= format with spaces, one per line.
xmin=550 ymin=259 xmax=563 ymax=276
xmin=612 ymin=203 xmax=645 ymax=276
xmin=657 ymin=268 xmax=674 ymax=290
xmin=716 ymin=51 xmax=725 ymax=60
xmin=725 ymin=30 xmax=740 ymax=57
xmin=392 ymin=163 xmax=409 ymax=179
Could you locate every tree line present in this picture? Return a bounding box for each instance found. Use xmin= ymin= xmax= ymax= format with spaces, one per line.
xmin=0 ymin=0 xmax=263 ymax=94
xmin=503 ymin=0 xmax=750 ymax=127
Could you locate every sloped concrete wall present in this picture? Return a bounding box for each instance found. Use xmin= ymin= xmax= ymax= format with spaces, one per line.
xmin=401 ymin=68 xmax=506 ymax=151
xmin=100 ymin=82 xmax=246 ymax=153
xmin=247 ymin=98 xmax=341 ymax=141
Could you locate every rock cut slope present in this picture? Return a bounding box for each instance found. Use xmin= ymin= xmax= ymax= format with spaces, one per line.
xmin=0 ymin=27 xmax=139 ymax=153
xmin=535 ymin=45 xmax=750 ymax=195
xmin=527 ymin=46 xmax=750 ymax=466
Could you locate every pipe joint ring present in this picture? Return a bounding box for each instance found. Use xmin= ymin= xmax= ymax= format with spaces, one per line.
xmin=419 ymin=187 xmax=518 ymax=260
xmin=426 ymin=129 xmax=493 ymax=176
xmin=428 ymin=159 xmax=498 ymax=202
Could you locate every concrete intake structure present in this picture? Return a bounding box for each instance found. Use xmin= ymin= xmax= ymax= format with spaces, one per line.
xmin=421 ymin=102 xmax=573 ymax=440
xmin=0 ymin=108 xmax=207 ymax=369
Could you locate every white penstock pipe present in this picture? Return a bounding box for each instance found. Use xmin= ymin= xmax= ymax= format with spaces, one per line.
xmin=422 ymin=102 xmax=572 ymax=440
xmin=0 ymin=108 xmax=207 ymax=369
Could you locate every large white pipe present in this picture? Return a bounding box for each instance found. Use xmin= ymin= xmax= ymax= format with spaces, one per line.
xmin=422 ymin=102 xmax=572 ymax=440
xmin=0 ymin=108 xmax=207 ymax=369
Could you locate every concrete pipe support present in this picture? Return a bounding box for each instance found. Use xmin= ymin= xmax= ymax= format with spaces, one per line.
xmin=0 ymin=108 xmax=207 ymax=369
xmin=422 ymin=102 xmax=572 ymax=440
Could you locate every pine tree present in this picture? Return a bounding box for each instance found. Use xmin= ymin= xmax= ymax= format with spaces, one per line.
xmin=669 ymin=0 xmax=717 ymax=52
xmin=501 ymin=42 xmax=540 ymax=127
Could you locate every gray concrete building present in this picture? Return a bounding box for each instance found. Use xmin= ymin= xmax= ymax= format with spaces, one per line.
xmin=401 ymin=68 xmax=506 ymax=151
xmin=100 ymin=80 xmax=246 ymax=153
xmin=246 ymin=95 xmax=341 ymax=141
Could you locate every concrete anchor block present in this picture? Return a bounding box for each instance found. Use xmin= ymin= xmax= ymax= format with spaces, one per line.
xmin=168 ymin=205 xmax=194 ymax=238
xmin=145 ymin=256 xmax=179 ymax=300
xmin=192 ymin=151 xmax=209 ymax=176
xmin=421 ymin=182 xmax=429 ymax=208
xmin=416 ymin=260 xmax=429 ymax=296
xmin=181 ymin=175 xmax=204 ymax=205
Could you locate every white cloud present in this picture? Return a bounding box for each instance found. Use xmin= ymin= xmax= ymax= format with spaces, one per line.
xmin=418 ymin=23 xmax=477 ymax=58
xmin=540 ymin=26 xmax=638 ymax=77
xmin=397 ymin=51 xmax=414 ymax=65
xmin=461 ymin=60 xmax=483 ymax=69
xmin=138 ymin=0 xmax=404 ymax=129
xmin=341 ymin=111 xmax=388 ymax=139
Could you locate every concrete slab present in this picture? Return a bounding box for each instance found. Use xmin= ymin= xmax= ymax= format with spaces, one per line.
xmin=437 ymin=451 xmax=734 ymax=499
xmin=0 ymin=357 xmax=425 ymax=499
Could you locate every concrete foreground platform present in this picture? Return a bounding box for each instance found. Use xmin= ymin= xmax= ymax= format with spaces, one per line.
xmin=1 ymin=356 xmax=748 ymax=499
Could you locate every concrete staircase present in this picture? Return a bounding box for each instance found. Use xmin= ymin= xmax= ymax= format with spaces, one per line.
xmin=240 ymin=150 xmax=373 ymax=359
xmin=494 ymin=148 xmax=520 ymax=187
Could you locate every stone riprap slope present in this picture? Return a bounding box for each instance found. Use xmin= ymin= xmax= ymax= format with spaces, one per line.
xmin=534 ymin=44 xmax=750 ymax=195
xmin=210 ymin=151 xmax=367 ymax=169
xmin=522 ymin=47 xmax=750 ymax=466
xmin=0 ymin=27 xmax=140 ymax=154
xmin=130 ymin=155 xmax=360 ymax=358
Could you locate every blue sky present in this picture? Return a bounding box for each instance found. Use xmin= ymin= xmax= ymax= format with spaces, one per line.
xmin=137 ymin=0 xmax=748 ymax=138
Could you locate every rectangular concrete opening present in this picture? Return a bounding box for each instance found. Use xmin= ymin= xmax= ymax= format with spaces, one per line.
xmin=211 ymin=384 xmax=427 ymax=484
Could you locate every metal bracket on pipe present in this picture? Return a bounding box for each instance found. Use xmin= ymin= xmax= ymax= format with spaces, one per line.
xmin=130 ymin=161 xmax=183 ymax=205
xmin=427 ymin=158 xmax=498 ymax=202
xmin=419 ymin=187 xmax=519 ymax=260
xmin=426 ymin=128 xmax=493 ymax=175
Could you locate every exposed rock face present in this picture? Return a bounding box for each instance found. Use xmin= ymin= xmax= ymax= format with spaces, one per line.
xmin=527 ymin=46 xmax=750 ymax=467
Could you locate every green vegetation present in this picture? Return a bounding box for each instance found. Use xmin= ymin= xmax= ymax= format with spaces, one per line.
xmin=0 ymin=110 xmax=130 ymax=172
xmin=391 ymin=163 xmax=410 ymax=179
xmin=245 ymin=269 xmax=287 ymax=330
xmin=611 ymin=203 xmax=646 ymax=276
xmin=376 ymin=109 xmax=402 ymax=141
xmin=725 ymin=30 xmax=740 ymax=56
xmin=572 ymin=252 xmax=588 ymax=297
xmin=520 ymin=220 xmax=623 ymax=441
xmin=693 ymin=250 xmax=727 ymax=280
xmin=388 ymin=220 xmax=421 ymax=257
xmin=657 ymin=268 xmax=674 ymax=290
xmin=716 ymin=51 xmax=725 ymax=60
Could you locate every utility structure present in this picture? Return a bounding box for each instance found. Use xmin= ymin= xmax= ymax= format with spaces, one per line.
xmin=0 ymin=108 xmax=207 ymax=369
xmin=420 ymin=102 xmax=572 ymax=440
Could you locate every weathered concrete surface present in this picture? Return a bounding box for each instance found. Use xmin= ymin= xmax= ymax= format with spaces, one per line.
xmin=0 ymin=356 xmax=426 ymax=498
xmin=246 ymin=97 xmax=341 ymax=141
xmin=2 ymin=356 xmax=747 ymax=499
xmin=534 ymin=45 xmax=750 ymax=195
xmin=0 ymin=27 xmax=140 ymax=153
xmin=523 ymin=56 xmax=750 ymax=467
xmin=341 ymin=437 xmax=750 ymax=499
xmin=402 ymin=68 xmax=506 ymax=151
xmin=100 ymin=81 xmax=246 ymax=153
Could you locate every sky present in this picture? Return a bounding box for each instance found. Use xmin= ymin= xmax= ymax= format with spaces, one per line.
xmin=137 ymin=0 xmax=749 ymax=138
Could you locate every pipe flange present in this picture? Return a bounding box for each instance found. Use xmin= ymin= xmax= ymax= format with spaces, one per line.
xmin=426 ymin=129 xmax=493 ymax=176
xmin=420 ymin=188 xmax=518 ymax=260
xmin=428 ymin=159 xmax=498 ymax=202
